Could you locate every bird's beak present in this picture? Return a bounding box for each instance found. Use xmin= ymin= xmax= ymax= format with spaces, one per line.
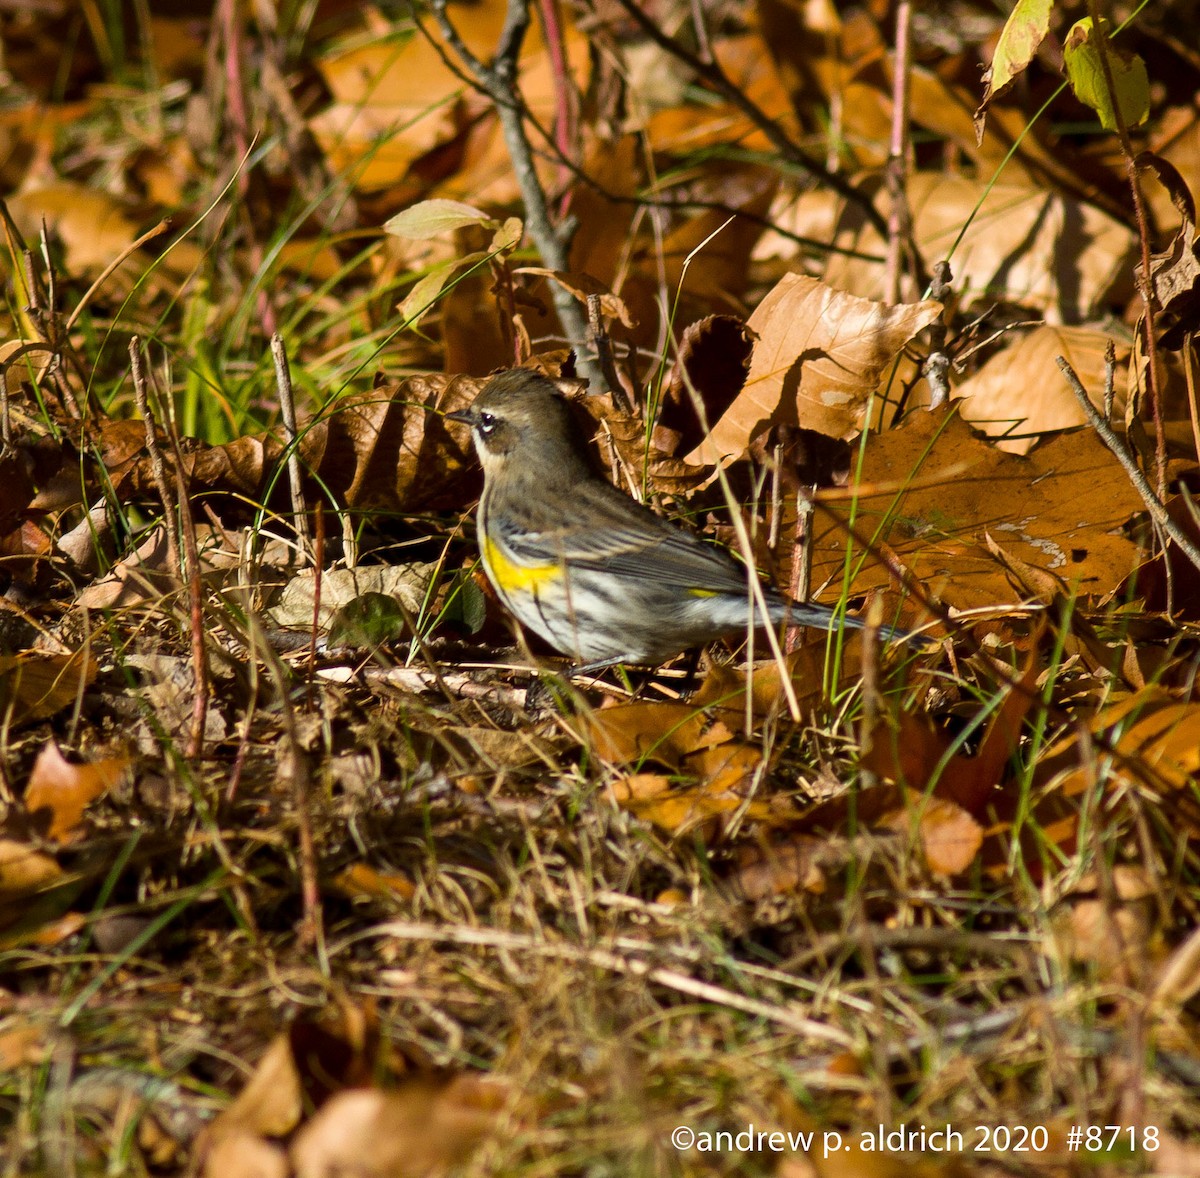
xmin=446 ymin=408 xmax=475 ymax=426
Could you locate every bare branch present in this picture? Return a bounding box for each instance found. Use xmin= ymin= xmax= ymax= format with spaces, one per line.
xmin=429 ymin=0 xmax=603 ymax=390
xmin=1056 ymin=354 xmax=1200 ymax=573
xmin=605 ymin=0 xmax=890 ymax=239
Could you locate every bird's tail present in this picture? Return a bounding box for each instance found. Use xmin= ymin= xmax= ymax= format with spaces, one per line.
xmin=766 ymin=597 xmax=928 ymax=646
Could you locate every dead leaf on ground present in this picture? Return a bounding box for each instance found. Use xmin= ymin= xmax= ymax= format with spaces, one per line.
xmin=864 ymin=638 xmax=1039 ymax=817
xmin=290 ymin=1075 xmax=515 ymax=1178
xmin=201 ymin=1034 xmax=304 ymax=1152
xmin=1048 ymin=865 xmax=1163 ymax=984
xmin=731 ymin=834 xmax=830 ymax=899
xmin=823 ymin=171 xmax=1135 ymax=321
xmin=0 ymin=648 xmax=96 ymax=728
xmin=953 ymin=326 xmax=1129 ymax=453
xmin=579 ymin=698 xmax=734 ymax=770
xmin=111 ymin=376 xmax=483 ymax=521
xmin=688 ymin=273 xmax=942 ymax=461
xmin=24 ymin=740 xmax=131 ymax=843
xmin=268 ymin=564 xmax=437 ymax=633
xmin=808 ymin=407 xmax=1146 ymax=614
xmin=879 ymin=791 xmax=984 ymax=877
xmin=0 ymin=838 xmax=64 ymax=903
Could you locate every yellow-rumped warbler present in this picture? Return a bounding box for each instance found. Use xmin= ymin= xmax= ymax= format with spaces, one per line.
xmin=451 ymin=369 xmax=902 ymax=671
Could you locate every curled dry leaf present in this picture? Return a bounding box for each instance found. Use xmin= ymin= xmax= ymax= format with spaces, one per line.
xmin=578 ymin=697 xmax=740 ymax=771
xmin=112 ymin=375 xmax=483 ymax=522
xmin=609 ymin=742 xmax=777 ymax=837
xmin=24 ymin=740 xmax=131 ymax=843
xmin=0 ymin=838 xmax=64 ymax=904
xmin=688 ymin=274 xmax=942 ymax=461
xmin=661 ymin=315 xmax=756 ymax=458
xmin=201 ymin=1034 xmax=303 ymax=1153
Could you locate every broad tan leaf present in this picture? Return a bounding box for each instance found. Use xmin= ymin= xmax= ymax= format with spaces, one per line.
xmin=0 ymin=649 xmax=96 ymax=728
xmin=808 ymin=408 xmax=1145 ymax=613
xmin=953 ymin=326 xmax=1128 ymax=453
xmin=689 ymin=274 xmax=942 ymax=459
xmin=881 ymin=792 xmax=984 ymax=877
xmin=290 ymin=1076 xmax=514 ymax=1178
xmin=24 ymin=741 xmax=131 ymax=843
xmin=823 ymin=172 xmax=1135 ymax=322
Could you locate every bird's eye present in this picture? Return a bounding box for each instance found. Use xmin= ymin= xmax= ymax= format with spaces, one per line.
xmin=477 ymin=411 xmax=497 ymax=436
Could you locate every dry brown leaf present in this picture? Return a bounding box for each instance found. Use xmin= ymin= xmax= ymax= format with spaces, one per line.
xmin=0 ymin=838 xmax=64 ymax=903
xmin=6 ymin=183 xmax=142 ymax=274
xmin=311 ymin=0 xmax=584 ymax=195
xmin=579 ymin=699 xmax=733 ymax=770
xmin=824 ymin=172 xmax=1135 ymax=322
xmin=329 ymin=863 xmax=417 ymax=903
xmin=865 ymin=639 xmax=1038 ymax=818
xmin=24 ymin=741 xmax=130 ymax=843
xmin=290 ymin=1076 xmax=514 ymax=1178
xmin=809 ymin=407 xmax=1145 ymax=613
xmin=112 ymin=376 xmax=482 ymax=521
xmin=0 ymin=648 xmax=96 ymax=728
xmin=608 ymin=746 xmax=778 ymax=836
xmin=731 ymin=835 xmax=829 ymax=899
xmin=689 ymin=274 xmax=942 ymax=460
xmin=660 ymin=315 xmax=756 ymax=457
xmin=203 ymin=1034 xmax=304 ymax=1146
xmin=1048 ymin=866 xmax=1163 ymax=983
xmin=953 ymin=326 xmax=1129 ymax=453
xmin=880 ymin=791 xmax=984 ymax=877
xmin=642 ymin=33 xmax=799 ymax=154
xmin=202 ymin=1130 xmax=289 ymax=1178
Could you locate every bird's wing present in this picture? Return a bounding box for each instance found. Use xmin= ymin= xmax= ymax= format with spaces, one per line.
xmin=495 ymin=485 xmax=755 ymax=596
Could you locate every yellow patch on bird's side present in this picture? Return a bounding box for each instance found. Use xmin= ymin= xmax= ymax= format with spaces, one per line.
xmin=688 ymin=588 xmax=717 ymax=598
xmin=482 ymin=533 xmax=562 ymax=593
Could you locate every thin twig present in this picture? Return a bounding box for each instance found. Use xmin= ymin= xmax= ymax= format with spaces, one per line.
xmin=923 ymin=261 xmax=953 ymax=410
xmin=605 ymin=0 xmax=890 ymax=239
xmin=278 ymin=701 xmax=326 ymax=965
xmin=1086 ymin=2 xmax=1165 ymax=496
xmin=786 ymin=487 xmax=816 ymax=653
xmin=429 ymin=0 xmax=602 ymax=390
xmin=128 ymin=337 xmax=181 ymax=577
xmin=308 ymin=502 xmax=324 ymax=692
xmin=884 ymin=0 xmax=913 ymax=304
xmin=270 ymin=333 xmax=311 ymax=557
xmin=1056 ymin=355 xmax=1200 ymax=572
xmin=586 ymin=294 xmax=631 ymax=412
xmin=175 ymin=460 xmax=211 ymax=762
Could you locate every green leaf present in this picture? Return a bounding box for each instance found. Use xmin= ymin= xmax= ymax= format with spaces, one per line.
xmin=384 ymin=199 xmax=493 ymax=240
xmin=1063 ymin=17 xmax=1150 ymax=133
xmin=327 ymin=592 xmax=409 ymax=649
xmin=441 ymin=575 xmax=487 ymax=634
xmin=985 ymin=0 xmax=1053 ymax=99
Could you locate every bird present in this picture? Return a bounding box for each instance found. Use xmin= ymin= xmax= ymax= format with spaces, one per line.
xmin=450 ymin=368 xmax=911 ymax=673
